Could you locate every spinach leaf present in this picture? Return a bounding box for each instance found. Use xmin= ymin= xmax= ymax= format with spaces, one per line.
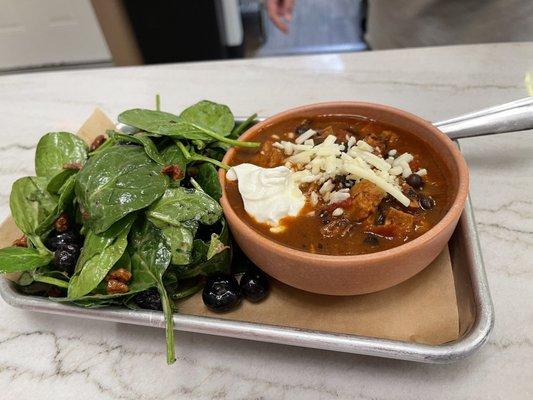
xmin=128 ymin=219 xmax=175 ymax=364
xmin=176 ymin=142 xmax=229 ymax=170
xmin=21 ymin=267 xmax=71 ymax=289
xmin=35 ymin=132 xmax=88 ymax=179
xmin=160 ymin=144 xmax=187 ymax=169
xmin=108 ymin=130 xmax=164 ymax=165
xmin=195 ymin=163 xmax=222 ymax=201
xmin=206 ymin=232 xmax=229 ymax=260
xmin=36 ymin=174 xmax=76 ymax=235
xmin=146 ymin=187 xmax=222 ymax=227
xmin=9 ymin=176 xmax=57 ymax=241
xmin=67 ymin=214 xmax=135 ymax=299
xmin=46 ymin=169 xmax=78 ymax=194
xmin=174 ymin=241 xmax=230 ymax=279
xmin=117 ymin=109 xmax=180 ymax=134
xmin=32 ymin=274 xmax=69 ymax=289
xmin=0 ymin=247 xmax=53 ymax=273
xmin=53 ymin=253 xmax=153 ymax=304
xmin=75 ymin=145 xmax=167 ymax=234
xmin=180 ymin=100 xmax=234 ymax=137
xmin=154 ymin=220 xmax=198 ymax=265
xmin=172 ymin=219 xmax=230 ymax=279
xmin=118 ymin=107 xmax=258 ymax=148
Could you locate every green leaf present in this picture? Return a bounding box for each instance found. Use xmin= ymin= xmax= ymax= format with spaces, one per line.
xmin=146 ymin=187 xmax=222 ymax=227
xmin=9 ymin=176 xmax=57 ymax=238
xmin=172 ymin=220 xmax=230 ymax=279
xmin=109 ymin=130 xmax=164 ymax=165
xmin=47 ymin=169 xmax=78 ymax=194
xmin=117 ymin=109 xmax=180 ymax=134
xmin=206 ymin=232 xmax=229 ymax=260
xmin=195 ymin=163 xmax=222 ymax=200
xmin=180 ymin=100 xmax=234 ymax=137
xmin=35 ymin=132 xmax=88 ymax=179
xmin=118 ymin=107 xmax=259 ymax=148
xmin=36 ymin=174 xmax=76 ymax=235
xmin=67 ymin=214 xmax=135 ymax=299
xmin=160 ymin=144 xmax=187 ymax=169
xmin=156 ymin=220 xmax=198 ymax=265
xmin=0 ymin=247 xmax=53 ymax=273
xmin=75 ymin=145 xmax=167 ymax=233
xmin=52 ymin=253 xmax=152 ymax=304
xmin=128 ymin=219 xmax=175 ymax=364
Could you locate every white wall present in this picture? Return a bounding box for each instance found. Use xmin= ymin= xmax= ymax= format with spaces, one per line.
xmin=0 ymin=0 xmax=111 ymax=70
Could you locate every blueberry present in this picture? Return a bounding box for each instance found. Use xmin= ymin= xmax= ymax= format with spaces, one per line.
xmin=133 ymin=288 xmax=162 ymax=311
xmin=406 ymin=173 xmax=424 ymax=190
xmin=240 ymin=269 xmax=270 ymax=302
xmin=202 ymin=274 xmax=241 ymax=312
xmin=53 ymin=244 xmax=80 ymax=275
xmin=46 ymin=230 xmax=79 ymax=251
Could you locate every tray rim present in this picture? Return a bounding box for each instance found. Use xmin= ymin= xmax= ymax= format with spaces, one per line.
xmin=0 ymin=196 xmax=494 ymax=364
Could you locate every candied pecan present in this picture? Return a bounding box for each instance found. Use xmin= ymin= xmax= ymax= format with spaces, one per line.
xmin=12 ymin=235 xmax=27 ymax=247
xmin=89 ymin=135 xmax=107 ymax=151
xmin=54 ymin=212 xmax=69 ymax=232
xmin=106 ymin=268 xmax=132 ymax=283
xmin=48 ymin=287 xmax=63 ymax=298
xmin=63 ymin=162 xmax=82 ymax=170
xmin=106 ymin=279 xmax=129 ymax=294
xmin=161 ymin=164 xmax=183 ymax=181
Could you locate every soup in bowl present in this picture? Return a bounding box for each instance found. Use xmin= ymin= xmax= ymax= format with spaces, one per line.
xmin=219 ymin=102 xmax=468 ymax=295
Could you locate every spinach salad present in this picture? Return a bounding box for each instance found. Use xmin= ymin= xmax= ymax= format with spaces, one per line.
xmin=0 ymin=100 xmax=267 ymax=364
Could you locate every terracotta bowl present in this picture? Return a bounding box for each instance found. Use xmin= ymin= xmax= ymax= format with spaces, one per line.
xmin=219 ymin=102 xmax=469 ymax=296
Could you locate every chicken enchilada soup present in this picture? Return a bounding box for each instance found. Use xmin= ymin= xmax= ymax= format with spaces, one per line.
xmin=225 ymin=116 xmax=453 ymax=255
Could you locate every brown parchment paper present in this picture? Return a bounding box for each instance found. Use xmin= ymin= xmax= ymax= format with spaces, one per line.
xmin=2 ymin=109 xmax=460 ymax=346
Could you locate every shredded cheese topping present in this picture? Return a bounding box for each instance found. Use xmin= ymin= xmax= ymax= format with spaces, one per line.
xmin=274 ymin=134 xmax=416 ymax=207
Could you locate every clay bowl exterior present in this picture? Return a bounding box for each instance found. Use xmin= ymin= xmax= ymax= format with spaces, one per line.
xmin=219 ymin=102 xmax=469 ymax=296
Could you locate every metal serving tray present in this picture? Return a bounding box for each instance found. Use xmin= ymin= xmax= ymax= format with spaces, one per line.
xmin=0 ymin=118 xmax=494 ymax=364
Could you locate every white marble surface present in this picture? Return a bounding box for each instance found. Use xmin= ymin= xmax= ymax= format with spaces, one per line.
xmin=0 ymin=43 xmax=532 ymax=399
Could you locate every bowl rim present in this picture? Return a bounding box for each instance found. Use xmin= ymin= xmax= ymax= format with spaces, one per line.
xmin=219 ymin=101 xmax=469 ymax=264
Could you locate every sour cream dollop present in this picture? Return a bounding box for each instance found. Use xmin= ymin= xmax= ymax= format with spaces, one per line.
xmin=226 ymin=163 xmax=305 ymax=226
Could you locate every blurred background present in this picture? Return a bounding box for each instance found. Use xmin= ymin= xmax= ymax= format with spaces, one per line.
xmin=0 ymin=0 xmax=531 ymax=73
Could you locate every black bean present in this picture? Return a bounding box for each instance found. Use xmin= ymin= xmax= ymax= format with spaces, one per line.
xmin=335 ymin=175 xmax=355 ymax=189
xmin=419 ymin=195 xmax=435 ymax=210
xmin=319 ymin=210 xmax=330 ymax=224
xmin=364 ymin=233 xmax=379 ymax=246
xmin=406 ymin=173 xmax=424 ymax=190
xmin=295 ymin=119 xmax=311 ymax=135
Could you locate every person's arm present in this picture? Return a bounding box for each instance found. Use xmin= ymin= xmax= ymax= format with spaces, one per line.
xmin=266 ymin=0 xmax=295 ymax=33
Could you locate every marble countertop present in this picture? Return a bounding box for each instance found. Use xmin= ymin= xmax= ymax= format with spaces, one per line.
xmin=0 ymin=43 xmax=532 ymax=399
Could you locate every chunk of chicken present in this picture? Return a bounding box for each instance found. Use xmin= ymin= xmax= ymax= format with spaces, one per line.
xmin=253 ymin=141 xmax=286 ymax=167
xmin=344 ymin=180 xmax=386 ymax=222
xmin=364 ymin=130 xmax=399 ymax=155
xmin=386 ymin=207 xmax=415 ymax=233
xmin=368 ymin=207 xmax=415 ymax=239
